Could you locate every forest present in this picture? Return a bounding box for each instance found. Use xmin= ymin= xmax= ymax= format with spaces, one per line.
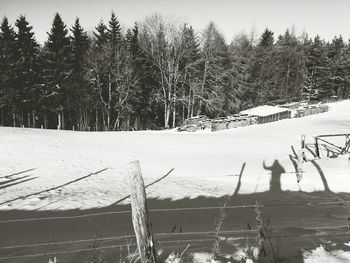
xmin=0 ymin=12 xmax=349 ymax=131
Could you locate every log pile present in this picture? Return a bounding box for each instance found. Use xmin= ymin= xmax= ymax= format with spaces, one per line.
xmin=178 ymin=115 xmax=212 ymax=132
xmin=295 ymin=104 xmax=329 ymax=118
xmin=178 ymin=102 xmax=328 ymax=132
xmin=211 ymin=115 xmax=258 ymax=131
xmin=179 ymin=114 xmax=258 ymax=132
xmin=280 ymin=102 xmax=329 ymax=118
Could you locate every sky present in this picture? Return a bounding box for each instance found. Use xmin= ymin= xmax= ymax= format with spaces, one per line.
xmin=1 ymin=0 xmax=350 ymax=44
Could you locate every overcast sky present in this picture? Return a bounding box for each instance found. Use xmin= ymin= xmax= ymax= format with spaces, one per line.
xmin=1 ymin=0 xmax=349 ymax=44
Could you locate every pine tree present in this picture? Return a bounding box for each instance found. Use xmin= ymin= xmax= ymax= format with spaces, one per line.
xmin=180 ymin=24 xmax=201 ymax=118
xmin=274 ymin=30 xmax=306 ymax=101
xmin=71 ymin=18 xmax=89 ymax=74
xmin=198 ymin=21 xmax=231 ymax=116
xmin=327 ymin=35 xmax=347 ymax=99
xmin=250 ymin=28 xmax=276 ymax=103
xmin=70 ymin=17 xmax=91 ymax=130
xmin=0 ymin=17 xmax=16 ymax=126
xmin=108 ymin=11 xmax=122 ymax=48
xmin=43 ymin=12 xmax=71 ymax=129
xmin=94 ymin=20 xmax=108 ymax=48
xmin=13 ymin=15 xmax=41 ymax=127
xmin=125 ymin=23 xmax=157 ymax=129
xmin=305 ymin=35 xmax=329 ymax=100
xmin=328 ymin=35 xmax=344 ymax=59
xmin=228 ymin=32 xmax=253 ymax=110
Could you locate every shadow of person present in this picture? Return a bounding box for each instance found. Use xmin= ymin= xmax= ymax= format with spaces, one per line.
xmin=263 ymin=160 xmax=285 ymax=192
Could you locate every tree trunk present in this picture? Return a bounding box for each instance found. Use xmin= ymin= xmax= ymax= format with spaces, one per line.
xmin=44 ymin=113 xmax=48 ymax=129
xmin=20 ymin=111 xmax=24 ymax=127
xmin=126 ymin=116 xmax=130 ymax=131
xmin=107 ymin=111 xmax=111 ymax=131
xmin=27 ymin=113 xmax=31 ymax=128
xmin=191 ymin=93 xmax=195 ymax=118
xmin=32 ymin=111 xmax=36 ymax=128
xmin=182 ymin=102 xmax=185 ymax=123
xmin=62 ymin=111 xmax=65 ymax=130
xmin=172 ymin=101 xmax=176 ymax=128
xmin=12 ymin=113 xmax=16 ymax=127
xmin=95 ymin=109 xmax=98 ymax=131
xmin=164 ymin=102 xmax=170 ymax=129
xmin=187 ymin=91 xmax=191 ymax=119
xmin=134 ymin=116 xmax=139 ymax=130
xmin=58 ymin=112 xmax=62 ymax=130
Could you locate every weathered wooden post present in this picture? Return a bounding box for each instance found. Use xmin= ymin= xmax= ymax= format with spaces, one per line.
xmin=315 ymin=137 xmax=320 ymax=158
xmin=301 ymin=135 xmax=306 ymax=161
xmin=128 ymin=161 xmax=156 ymax=263
xmin=297 ymin=150 xmax=303 ymax=183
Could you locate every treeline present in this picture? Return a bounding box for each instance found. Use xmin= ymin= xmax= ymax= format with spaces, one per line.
xmin=0 ymin=12 xmax=349 ymax=131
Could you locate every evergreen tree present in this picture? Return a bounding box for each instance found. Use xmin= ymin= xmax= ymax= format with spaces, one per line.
xmin=327 ymin=35 xmax=348 ymax=98
xmin=70 ymin=17 xmax=91 ymax=130
xmin=273 ymin=30 xmax=306 ymax=101
xmin=250 ymin=28 xmax=276 ymax=103
xmin=180 ymin=24 xmax=201 ymax=119
xmin=108 ymin=11 xmax=122 ymax=48
xmin=127 ymin=23 xmax=158 ymax=129
xmin=305 ymin=35 xmax=329 ymax=100
xmin=198 ymin=21 xmax=231 ymax=116
xmin=94 ymin=20 xmax=108 ymax=48
xmin=229 ymin=33 xmax=253 ymax=110
xmin=71 ymin=18 xmax=89 ymax=73
xmin=43 ymin=12 xmax=71 ymax=129
xmin=328 ymin=35 xmax=344 ymax=59
xmin=13 ymin=15 xmax=41 ymax=127
xmin=0 ymin=17 xmax=16 ymax=126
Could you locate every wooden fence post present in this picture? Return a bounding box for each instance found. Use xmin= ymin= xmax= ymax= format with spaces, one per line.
xmin=301 ymin=135 xmax=306 ymax=161
xmin=297 ymin=150 xmax=303 ymax=183
xmin=128 ymin=161 xmax=156 ymax=263
xmin=315 ymin=137 xmax=320 ymax=158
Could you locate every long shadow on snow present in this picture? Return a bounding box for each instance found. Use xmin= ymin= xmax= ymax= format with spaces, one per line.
xmin=0 ymin=168 xmax=109 ymax=206
xmin=0 ymin=158 xmax=348 ymax=263
xmin=0 ymin=168 xmax=36 ymax=179
xmin=0 ymin=175 xmax=38 ymax=190
xmin=2 ymin=192 xmax=349 ymax=263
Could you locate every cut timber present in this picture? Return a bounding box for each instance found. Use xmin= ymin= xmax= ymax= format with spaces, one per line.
xmin=128 ymin=161 xmax=157 ymax=263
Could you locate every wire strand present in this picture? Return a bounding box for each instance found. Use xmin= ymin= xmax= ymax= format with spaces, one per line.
xmin=1 ymin=225 xmax=347 ymax=250
xmin=1 ymin=230 xmax=349 ymax=261
xmin=0 ymin=200 xmax=347 ymax=224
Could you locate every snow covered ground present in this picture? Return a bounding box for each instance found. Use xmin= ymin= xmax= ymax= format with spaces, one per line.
xmin=191 ymin=246 xmax=350 ymax=263
xmin=303 ymin=246 xmax=350 ymax=263
xmin=0 ymin=100 xmax=350 ymax=211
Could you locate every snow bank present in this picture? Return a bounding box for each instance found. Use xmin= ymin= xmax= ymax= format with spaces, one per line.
xmin=304 ymin=246 xmax=350 ymax=262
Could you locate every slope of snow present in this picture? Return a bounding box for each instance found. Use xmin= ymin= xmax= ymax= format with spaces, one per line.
xmin=0 ymin=100 xmax=350 ymax=210
xmin=304 ymin=246 xmax=350 ymax=262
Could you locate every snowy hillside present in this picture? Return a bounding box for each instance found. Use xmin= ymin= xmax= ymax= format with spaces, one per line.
xmin=1 ymin=100 xmax=350 ymax=211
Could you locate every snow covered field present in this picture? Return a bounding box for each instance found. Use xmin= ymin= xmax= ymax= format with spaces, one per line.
xmin=1 ymin=100 xmax=350 ymax=211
